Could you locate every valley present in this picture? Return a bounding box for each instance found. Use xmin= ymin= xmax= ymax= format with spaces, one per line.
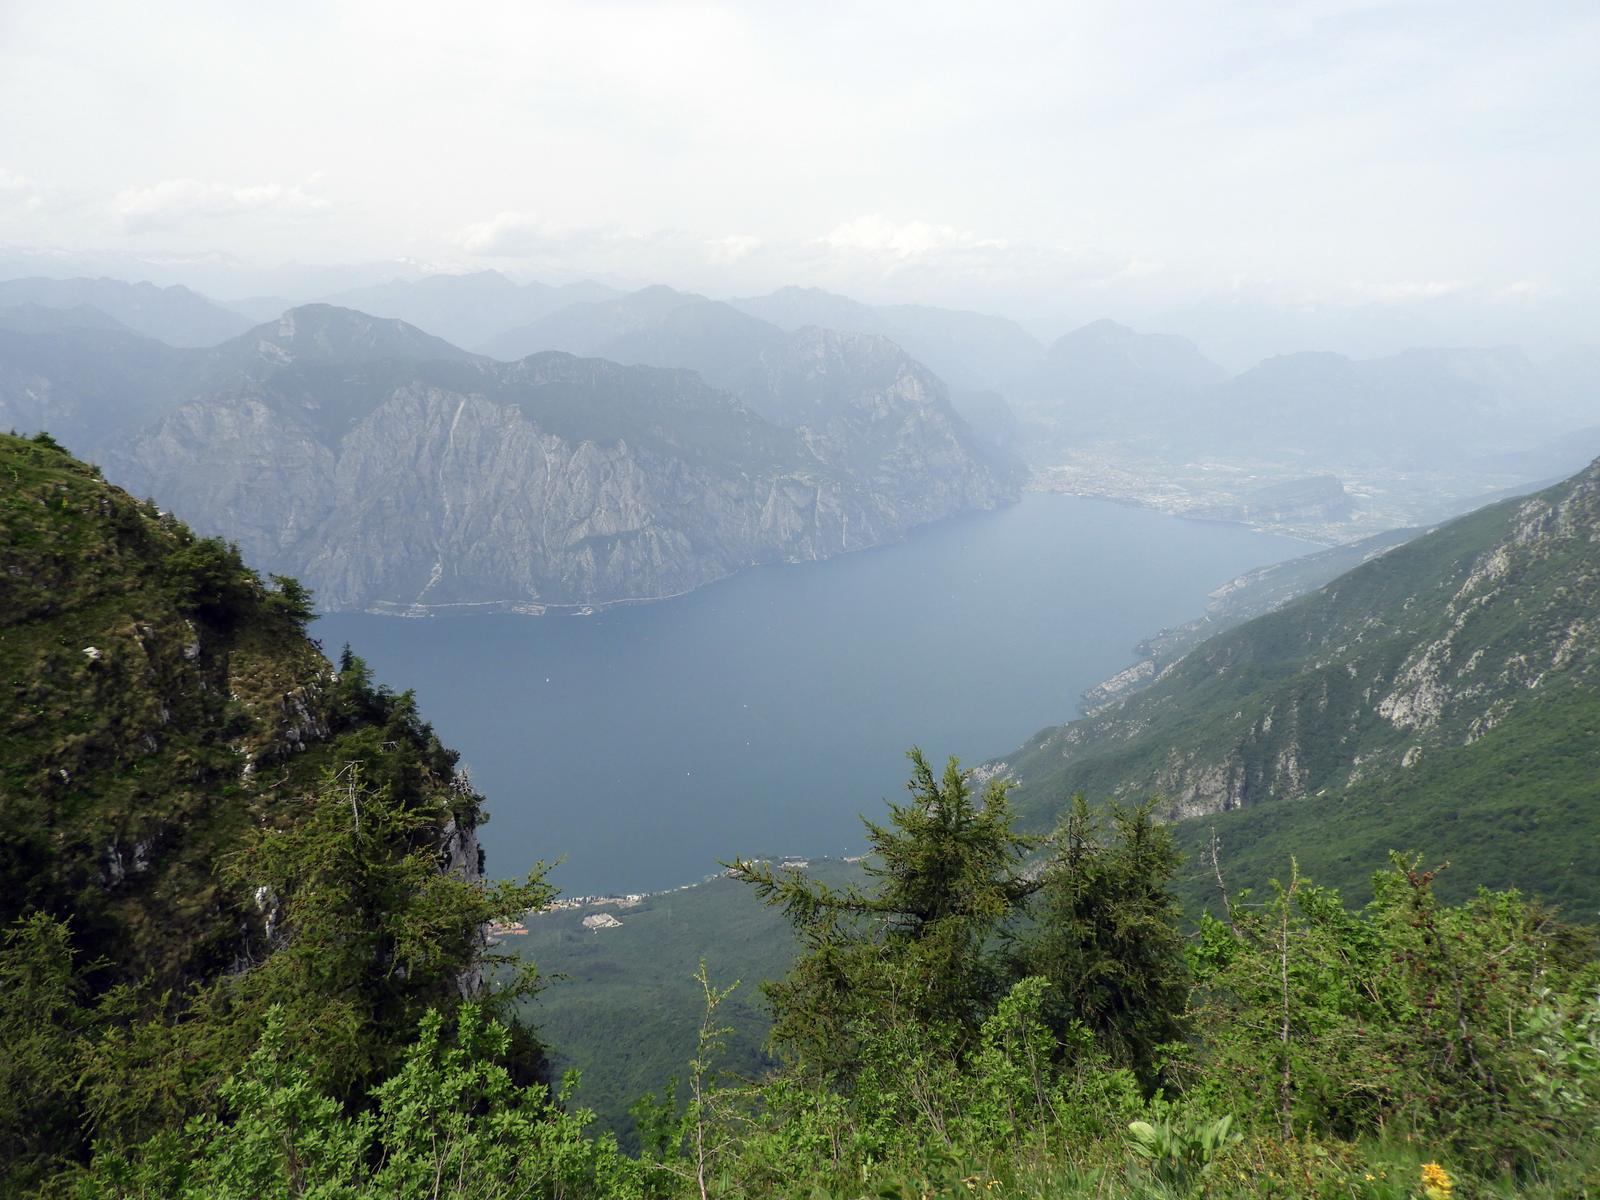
xmin=9 ymin=11 xmax=1600 ymax=1195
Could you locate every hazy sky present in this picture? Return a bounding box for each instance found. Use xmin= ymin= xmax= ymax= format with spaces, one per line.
xmin=1 ymin=0 xmax=1597 ymax=335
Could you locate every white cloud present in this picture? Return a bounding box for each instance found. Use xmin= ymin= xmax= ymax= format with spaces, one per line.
xmin=0 ymin=168 xmax=49 ymax=216
xmin=707 ymin=234 xmax=762 ymax=265
xmin=454 ymin=207 xmax=1135 ymax=305
xmin=459 ymin=211 xmax=565 ymax=258
xmin=111 ymin=177 xmax=329 ymax=234
xmin=821 ymin=216 xmax=1009 ymax=261
xmin=460 ymin=213 xmax=762 ymax=283
xmin=1354 ymin=279 xmax=1470 ymax=304
xmin=1495 ymin=279 xmax=1549 ymax=302
xmin=809 ymin=214 xmax=1131 ymax=304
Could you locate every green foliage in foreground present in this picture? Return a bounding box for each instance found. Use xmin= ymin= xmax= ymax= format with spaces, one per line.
xmin=63 ymin=845 xmax=1600 ymax=1198
xmin=77 ymin=1005 xmax=641 ymax=1200
xmin=0 ymin=766 xmax=550 ymax=1199
xmin=512 ymin=867 xmax=833 ymax=1146
xmin=0 ymin=431 xmax=555 ymax=1196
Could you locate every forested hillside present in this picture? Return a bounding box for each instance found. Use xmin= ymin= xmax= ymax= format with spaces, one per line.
xmin=0 ymin=432 xmax=550 ymax=1195
xmin=995 ymin=458 xmax=1600 ymax=911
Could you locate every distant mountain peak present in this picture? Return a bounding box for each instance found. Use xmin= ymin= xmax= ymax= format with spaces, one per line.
xmin=0 ymin=275 xmax=253 ymax=347
xmin=629 ymin=283 xmax=698 ymax=301
xmin=232 ymin=303 xmax=475 ymax=366
xmin=0 ymin=301 xmax=135 ymax=337
xmin=1065 ymin=317 xmax=1139 ymax=339
xmin=1026 ymin=319 xmax=1227 ymax=415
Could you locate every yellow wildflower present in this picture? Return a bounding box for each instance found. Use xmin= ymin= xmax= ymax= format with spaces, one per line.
xmin=1420 ymin=1161 xmax=1453 ymax=1199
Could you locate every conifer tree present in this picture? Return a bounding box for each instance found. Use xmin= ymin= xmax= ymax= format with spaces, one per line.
xmin=1019 ymin=795 xmax=1188 ymax=1087
xmin=730 ymin=749 xmax=1039 ymax=1076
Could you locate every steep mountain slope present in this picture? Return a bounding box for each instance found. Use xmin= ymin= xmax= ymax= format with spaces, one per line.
xmin=491 ymin=286 xmax=1034 ymax=457
xmin=0 ymin=304 xmax=1012 ymax=612
xmin=1081 ymin=524 xmax=1426 ymax=712
xmin=738 ymin=326 xmax=1023 ymax=509
xmin=731 ymin=285 xmax=891 ymax=338
xmin=0 ymin=432 xmax=487 ymax=990
xmin=1167 ymin=684 xmax=1600 ymax=914
xmin=587 ymin=294 xmax=789 ymax=395
xmin=0 ymin=302 xmax=135 ymax=336
xmin=0 ymin=323 xmax=187 ymax=450
xmin=595 ymin=304 xmax=1023 ymax=488
xmin=478 ymin=289 xmax=1025 ymax=500
xmin=1200 ymin=346 xmax=1559 ymax=466
xmin=478 ymin=284 xmax=700 ymax=360
xmin=731 ymin=285 xmax=1044 ymax=392
xmin=0 ymin=275 xmax=253 ymax=347
xmin=994 ymin=459 xmax=1600 ymax=907
xmin=0 ymin=432 xmax=556 ymax=1190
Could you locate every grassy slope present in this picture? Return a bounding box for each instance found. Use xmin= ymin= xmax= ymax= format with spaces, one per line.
xmin=1003 ymin=496 xmax=1513 ymax=816
xmin=2 ymin=433 xmax=317 ymax=984
xmin=1169 ymin=680 xmax=1600 ymax=918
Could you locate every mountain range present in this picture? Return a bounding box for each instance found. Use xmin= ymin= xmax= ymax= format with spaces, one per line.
xmin=5 ymin=269 xmax=1600 ymax=573
xmin=0 ymin=302 xmax=1015 ymax=612
xmin=319 ymin=270 xmax=623 ymax=349
xmin=0 ymin=275 xmax=254 ymax=347
xmin=477 ymin=284 xmax=1029 ymax=459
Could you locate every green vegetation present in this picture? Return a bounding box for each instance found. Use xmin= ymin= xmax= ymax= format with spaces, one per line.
xmin=5 ymin=432 xmax=1600 ymax=1198
xmin=1169 ymin=681 xmax=1600 ymax=918
xmin=0 ymin=432 xmax=548 ymax=1195
xmin=1002 ymin=461 xmax=1600 ymax=921
xmin=512 ymin=867 xmax=858 ymax=1146
xmin=30 ymin=753 xmax=1600 ymax=1199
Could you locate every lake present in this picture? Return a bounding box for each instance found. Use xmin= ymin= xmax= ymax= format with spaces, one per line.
xmin=314 ymin=495 xmax=1307 ymax=896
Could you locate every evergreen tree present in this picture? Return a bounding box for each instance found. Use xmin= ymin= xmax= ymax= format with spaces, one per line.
xmin=1019 ymin=796 xmax=1188 ymax=1087
xmin=730 ymin=750 xmax=1039 ymax=1076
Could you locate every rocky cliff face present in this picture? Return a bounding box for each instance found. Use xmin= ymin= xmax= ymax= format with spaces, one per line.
xmin=223 ymin=372 xmax=897 ymax=612
xmin=995 ymin=458 xmax=1600 ymax=825
xmin=744 ymin=327 xmax=1020 ymax=522
xmin=480 ymin=288 xmax=1025 ymax=513
xmin=3 ymin=305 xmax=1016 ymax=613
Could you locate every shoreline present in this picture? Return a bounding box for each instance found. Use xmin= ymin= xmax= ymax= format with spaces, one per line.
xmin=318 ymin=482 xmax=1343 ymax=622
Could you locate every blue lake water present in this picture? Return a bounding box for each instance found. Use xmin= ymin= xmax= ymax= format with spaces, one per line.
xmin=314 ymin=495 xmax=1307 ymax=896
